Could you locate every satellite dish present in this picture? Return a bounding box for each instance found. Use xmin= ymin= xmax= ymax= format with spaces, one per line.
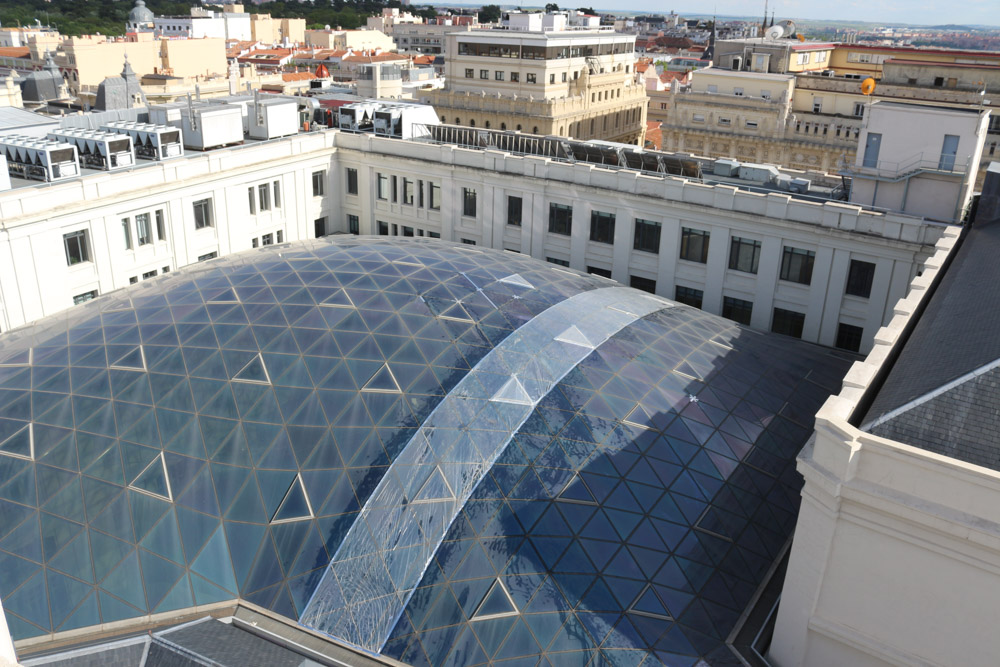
xmin=861 ymin=77 xmax=876 ymax=95
xmin=778 ymin=19 xmax=796 ymax=36
xmin=764 ymin=25 xmax=785 ymax=40
xmin=797 ymin=33 xmax=806 ymax=42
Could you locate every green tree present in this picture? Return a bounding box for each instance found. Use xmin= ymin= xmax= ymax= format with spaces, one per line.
xmin=478 ymin=4 xmax=502 ymax=24
xmin=545 ymin=3 xmax=560 ymax=12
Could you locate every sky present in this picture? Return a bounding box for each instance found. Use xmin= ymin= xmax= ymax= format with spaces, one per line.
xmin=445 ymin=0 xmax=999 ymax=27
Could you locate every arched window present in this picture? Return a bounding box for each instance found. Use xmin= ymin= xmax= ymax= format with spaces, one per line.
xmin=501 ymin=123 xmax=506 ymax=131
xmin=517 ymin=125 xmax=522 ymax=131
xmin=533 ymin=126 xmax=538 ymax=134
xmin=485 ymin=120 xmax=491 ymax=128
xmin=455 ymin=117 xmax=460 ymax=124
xmin=470 ymin=119 xmax=476 ymax=127
xmin=440 ymin=115 xmax=445 ymax=122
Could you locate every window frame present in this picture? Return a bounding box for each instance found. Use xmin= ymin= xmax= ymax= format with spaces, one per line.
xmin=346 ymin=168 xmax=359 ymax=195
xmin=722 ymin=296 xmax=753 ymax=325
xmin=633 ymin=218 xmax=661 ymax=254
xmin=548 ymin=203 xmax=573 ymax=236
xmin=772 ymin=307 xmax=806 ymax=338
xmin=311 ymin=170 xmax=326 ymax=197
xmin=507 ymin=195 xmax=523 ymax=227
xmin=589 ymin=210 xmax=616 ymax=245
xmin=135 ymin=213 xmax=152 ymax=247
xmin=674 ymin=285 xmax=704 ymax=308
xmin=193 ymin=198 xmax=214 ymax=229
xmin=845 ymin=259 xmax=876 ymax=298
xmin=63 ymin=230 xmax=91 ymax=266
xmin=779 ymin=246 xmax=815 ymax=285
xmin=462 ymin=187 xmax=477 ymax=217
xmin=728 ymin=236 xmax=761 ymax=274
xmin=680 ymin=227 xmax=710 ymax=263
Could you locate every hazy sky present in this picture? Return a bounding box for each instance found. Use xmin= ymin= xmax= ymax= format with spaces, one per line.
xmin=453 ymin=1 xmax=998 ymax=27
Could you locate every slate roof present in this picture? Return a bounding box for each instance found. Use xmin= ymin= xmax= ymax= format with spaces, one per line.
xmin=862 ymin=183 xmax=1000 ymax=470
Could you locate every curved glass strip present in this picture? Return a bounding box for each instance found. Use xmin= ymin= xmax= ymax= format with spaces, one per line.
xmin=299 ymin=287 xmax=672 ymax=650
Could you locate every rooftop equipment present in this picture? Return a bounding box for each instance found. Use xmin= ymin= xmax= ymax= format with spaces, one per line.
xmin=337 ymin=103 xmax=378 ymax=132
xmin=0 ymin=156 xmax=10 ymax=192
xmin=0 ymin=134 xmax=79 ymax=182
xmin=738 ymin=163 xmax=781 ymax=184
xmin=149 ymin=100 xmax=243 ymax=151
xmin=46 ymin=128 xmax=135 ymax=172
xmin=100 ymin=121 xmax=184 ymax=161
xmin=248 ymin=94 xmax=298 ymax=140
xmin=714 ymin=158 xmax=741 ymax=177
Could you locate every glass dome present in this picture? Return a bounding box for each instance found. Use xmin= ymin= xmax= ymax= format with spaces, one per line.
xmin=0 ymin=238 xmax=849 ymax=665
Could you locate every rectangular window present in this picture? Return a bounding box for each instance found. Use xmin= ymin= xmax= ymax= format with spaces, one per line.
xmin=680 ymin=228 xmax=710 ymax=263
xmin=692 ymin=114 xmax=705 ymax=123
xmin=197 ymin=252 xmax=217 ymax=262
xmin=346 ymin=168 xmax=358 ymax=195
xmin=772 ymin=308 xmax=805 ymax=338
xmin=155 ymin=210 xmax=166 ymax=241
xmin=261 ymin=233 xmax=274 ymax=246
xmin=391 ymin=176 xmax=398 ymax=203
xmin=836 ymin=323 xmax=864 ymax=353
xmin=129 ymin=276 xmax=138 ymax=285
xmin=64 ymin=230 xmax=91 ymax=266
xmin=312 ymin=171 xmax=325 ymax=197
xmin=428 ymin=232 xmax=441 ymax=239
xmin=761 ymin=90 xmax=771 ymax=100
xmin=462 ymin=187 xmax=477 ymax=217
xmin=588 ymin=266 xmax=612 ymax=279
xmin=193 ymin=199 xmax=213 ymax=229
xmin=853 ymin=102 xmax=865 ymax=117
xmin=480 ymin=69 xmax=488 ymax=79
xmin=723 ymin=296 xmax=753 ymax=325
xmin=122 ymin=218 xmax=133 ymax=250
xmin=728 ymin=236 xmax=761 ymax=274
xmin=589 ymin=211 xmax=616 ymax=244
xmin=547 ymin=257 xmax=570 ymax=267
xmin=745 ymin=120 xmax=759 ymax=129
xmin=378 ymin=220 xmax=389 ymax=235
xmin=526 ymin=73 xmax=537 ymax=84
xmin=812 ymin=97 xmax=823 ymax=113
xmin=142 ymin=269 xmax=157 ymax=280
xmin=348 ymin=214 xmax=360 ymax=235
xmin=630 ymin=275 xmax=657 ymax=294
xmin=135 ymin=213 xmax=152 ymax=246
xmin=429 ymin=183 xmax=441 ymax=210
xmin=418 ymin=180 xmax=425 ymax=208
xmin=314 ymin=217 xmax=327 ymax=238
xmin=258 ymin=183 xmax=271 ymax=212
xmin=507 ymin=196 xmax=523 ymax=226
xmin=510 ymin=72 xmax=519 ymax=82
xmin=377 ymin=173 xmax=389 ymax=200
xmin=461 ymin=238 xmax=476 ymax=245
xmin=674 ymin=286 xmax=704 ymax=308
xmin=403 ymin=178 xmax=414 ymax=205
xmin=403 ymin=226 xmax=415 ymax=237
xmin=273 ymin=181 xmax=281 ymax=208
xmin=548 ymin=203 xmax=573 ymax=236
xmin=465 ymin=68 xmax=474 ymax=78
xmin=73 ymin=290 xmax=98 ymax=305
xmin=252 ymin=237 xmax=259 ymax=248
xmin=248 ymin=187 xmax=256 ymax=214
xmin=846 ymin=259 xmax=876 ymax=298
xmin=718 ymin=117 xmax=731 ymax=127
xmin=276 ymin=230 xmax=283 ymax=244
xmin=779 ymin=247 xmax=815 ymax=285
xmin=549 ymin=73 xmax=555 ymax=84
xmin=733 ymin=87 xmax=744 ymax=96
xmin=633 ymin=219 xmax=661 ymax=254
xmin=495 ymin=71 xmax=504 ymax=81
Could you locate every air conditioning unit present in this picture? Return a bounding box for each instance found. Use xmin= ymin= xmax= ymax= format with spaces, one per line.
xmin=822 ymin=69 xmax=836 ymax=77
xmin=713 ymin=158 xmax=740 ymax=177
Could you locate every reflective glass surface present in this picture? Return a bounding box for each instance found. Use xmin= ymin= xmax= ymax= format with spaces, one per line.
xmin=0 ymin=238 xmax=850 ymax=666
xmin=380 ymin=307 xmax=850 ymax=666
xmin=0 ymin=239 xmax=600 ymax=641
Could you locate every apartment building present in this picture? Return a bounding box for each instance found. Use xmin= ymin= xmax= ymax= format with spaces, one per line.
xmin=424 ymin=12 xmax=647 ymax=144
xmin=661 ymin=55 xmax=999 ymax=185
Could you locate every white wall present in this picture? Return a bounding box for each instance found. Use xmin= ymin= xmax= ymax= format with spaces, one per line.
xmin=0 ymin=130 xmax=944 ymax=355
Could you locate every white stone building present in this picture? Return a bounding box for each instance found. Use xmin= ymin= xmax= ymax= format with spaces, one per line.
xmin=0 ymin=120 xmax=952 ymax=357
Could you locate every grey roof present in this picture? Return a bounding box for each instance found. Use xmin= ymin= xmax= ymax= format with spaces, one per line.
xmin=128 ymin=0 xmax=155 ymax=25
xmin=0 ymin=107 xmax=60 ymax=133
xmin=863 ymin=179 xmax=1000 ymax=469
xmin=96 ymin=58 xmax=148 ymax=111
xmin=21 ymin=51 xmax=65 ymax=103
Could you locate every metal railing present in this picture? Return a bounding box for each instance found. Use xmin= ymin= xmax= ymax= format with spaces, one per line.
xmin=840 ymin=151 xmax=971 ymax=180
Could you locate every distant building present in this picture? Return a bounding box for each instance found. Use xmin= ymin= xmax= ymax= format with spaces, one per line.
xmin=424 ymin=11 xmax=647 ymax=144
xmin=305 ymin=29 xmax=395 ymax=53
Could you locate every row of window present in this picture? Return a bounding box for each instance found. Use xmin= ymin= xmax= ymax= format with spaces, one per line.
xmin=248 ymin=181 xmax=281 ymax=215
xmin=121 ymin=210 xmax=167 ymax=251
xmin=457 ymin=41 xmax=630 ymax=59
xmin=368 ymin=169 xmax=443 ymax=210
xmin=674 ymin=286 xmax=864 ymax=351
xmin=376 ymin=220 xmax=441 ymax=239
xmin=250 ymin=231 xmax=284 ymax=248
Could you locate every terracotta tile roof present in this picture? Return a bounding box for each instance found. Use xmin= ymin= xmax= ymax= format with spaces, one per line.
xmin=342 ymin=52 xmax=408 ymax=63
xmin=411 ymin=55 xmax=435 ymax=65
xmin=644 ymin=121 xmax=662 ymax=150
xmin=0 ymin=47 xmax=30 ymax=59
xmin=659 ymin=71 xmax=688 ymax=84
xmin=281 ymin=71 xmax=316 ymax=82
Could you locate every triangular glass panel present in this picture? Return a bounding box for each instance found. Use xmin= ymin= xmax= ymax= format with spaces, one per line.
xmin=628 ymin=584 xmax=673 ymax=620
xmin=0 ymin=423 xmax=32 ymax=460
xmin=499 ymin=274 xmax=533 ymax=289
xmin=233 ymin=354 xmax=270 ymax=384
xmin=129 ymin=453 xmax=171 ymax=501
xmin=491 ymin=376 xmax=532 ymax=406
xmin=110 ymin=346 xmax=145 ymax=371
xmin=361 ymin=364 xmax=401 ymax=394
xmin=438 ymin=302 xmax=474 ymax=323
xmin=205 ymin=287 xmax=238 ymax=304
xmin=472 ymin=578 xmax=518 ymax=621
xmin=557 ymin=474 xmax=597 ymax=505
xmin=411 ymin=466 xmax=455 ymax=504
xmin=271 ymin=474 xmax=312 ymax=524
xmin=321 ymin=288 xmax=355 ymax=309
xmin=555 ymin=325 xmax=596 ymax=350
